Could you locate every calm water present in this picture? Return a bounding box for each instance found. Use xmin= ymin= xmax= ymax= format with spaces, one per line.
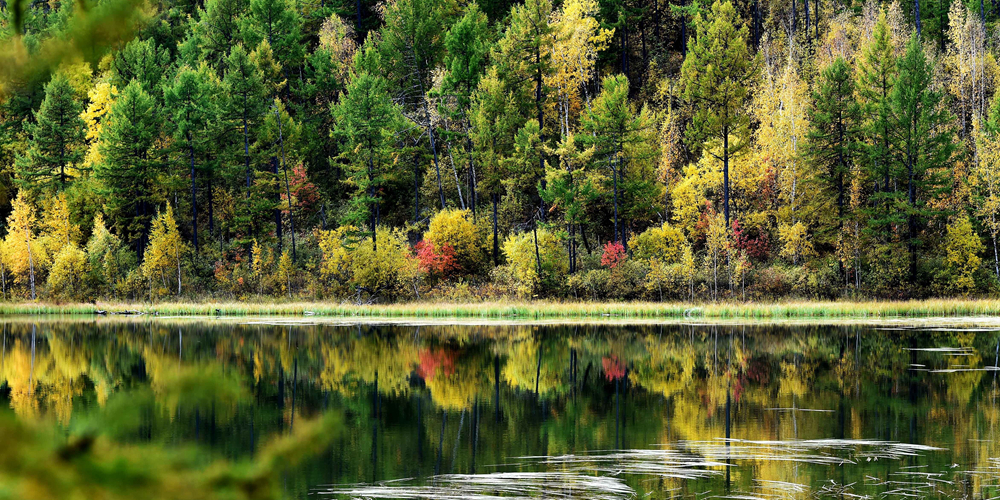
xmin=1 ymin=319 xmax=999 ymax=499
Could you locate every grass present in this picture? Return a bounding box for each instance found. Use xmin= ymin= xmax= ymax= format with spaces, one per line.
xmin=2 ymin=298 xmax=1000 ymax=319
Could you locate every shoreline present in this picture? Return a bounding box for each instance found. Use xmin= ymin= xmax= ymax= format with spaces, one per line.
xmin=3 ymin=298 xmax=1000 ymax=320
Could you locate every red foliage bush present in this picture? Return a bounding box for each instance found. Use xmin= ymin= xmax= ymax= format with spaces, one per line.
xmin=601 ymin=241 xmax=627 ymax=269
xmin=416 ymin=240 xmax=460 ymax=278
xmin=732 ymin=219 xmax=770 ymax=260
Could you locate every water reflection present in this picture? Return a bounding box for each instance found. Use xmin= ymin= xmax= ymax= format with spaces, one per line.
xmin=0 ymin=320 xmax=998 ymax=499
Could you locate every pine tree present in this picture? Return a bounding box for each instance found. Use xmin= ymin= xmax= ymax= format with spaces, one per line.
xmin=890 ymin=32 xmax=957 ymax=279
xmin=680 ymin=0 xmax=759 ymax=228
xmin=109 ymin=37 xmax=171 ymax=93
xmin=808 ymin=57 xmax=861 ymax=234
xmin=164 ymin=63 xmax=217 ymax=254
xmin=243 ymin=0 xmax=304 ymax=71
xmin=16 ymin=73 xmax=86 ymax=191
xmin=95 ymin=80 xmax=160 ymax=254
xmin=856 ymin=12 xmax=899 ymax=243
xmin=580 ymin=74 xmax=658 ymax=246
xmin=332 ymin=70 xmax=405 ymax=251
xmin=222 ymin=44 xmax=266 ymax=194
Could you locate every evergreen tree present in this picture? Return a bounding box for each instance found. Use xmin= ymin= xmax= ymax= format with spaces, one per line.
xmin=581 ymin=74 xmax=657 ymax=246
xmin=222 ymin=44 xmax=266 ymax=193
xmin=680 ymin=0 xmax=759 ymax=228
xmin=332 ymin=71 xmax=405 ymax=251
xmin=16 ymin=73 xmax=86 ymax=191
xmin=95 ymin=80 xmax=160 ymax=255
xmin=890 ymin=32 xmax=957 ymax=279
xmin=856 ymin=12 xmax=899 ymax=242
xmin=164 ymin=63 xmax=218 ymax=253
xmin=808 ymin=57 xmax=860 ymax=231
xmin=243 ymin=0 xmax=304 ymax=70
xmin=110 ymin=37 xmax=171 ymax=93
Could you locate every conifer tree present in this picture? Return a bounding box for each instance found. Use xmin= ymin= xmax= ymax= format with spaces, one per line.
xmin=17 ymin=73 xmax=86 ymax=191
xmin=680 ymin=0 xmax=759 ymax=228
xmin=808 ymin=57 xmax=860 ymax=229
xmin=164 ymin=64 xmax=217 ymax=253
xmin=890 ymin=32 xmax=957 ymax=279
xmin=332 ymin=70 xmax=405 ymax=251
xmin=856 ymin=13 xmax=899 ymax=242
xmin=142 ymin=203 xmax=188 ymax=296
xmin=95 ymin=80 xmax=160 ymax=254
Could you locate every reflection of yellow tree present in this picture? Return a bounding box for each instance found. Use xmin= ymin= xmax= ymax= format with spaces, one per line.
xmin=423 ymin=350 xmax=492 ymax=411
xmin=500 ymin=339 xmax=568 ymax=396
xmin=319 ymin=337 xmax=419 ymax=397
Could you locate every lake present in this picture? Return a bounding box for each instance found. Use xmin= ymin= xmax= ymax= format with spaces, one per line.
xmin=1 ymin=318 xmax=999 ymax=499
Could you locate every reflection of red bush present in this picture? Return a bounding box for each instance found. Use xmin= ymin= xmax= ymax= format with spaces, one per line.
xmin=602 ymin=355 xmax=626 ymax=381
xmin=417 ymin=348 xmax=457 ymax=379
xmin=416 ymin=241 xmax=460 ymax=278
xmin=601 ymin=241 xmax=626 ymax=269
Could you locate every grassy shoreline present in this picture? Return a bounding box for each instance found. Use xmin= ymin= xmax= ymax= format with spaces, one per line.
xmin=2 ymin=298 xmax=1000 ymax=319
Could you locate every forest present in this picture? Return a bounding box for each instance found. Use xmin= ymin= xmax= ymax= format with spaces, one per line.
xmin=0 ymin=0 xmax=998 ymax=302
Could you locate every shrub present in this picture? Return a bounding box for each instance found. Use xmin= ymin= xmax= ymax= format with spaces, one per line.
xmin=317 ymin=226 xmax=356 ymax=294
xmin=347 ymin=226 xmax=422 ymax=300
xmin=500 ymin=228 xmax=567 ymax=297
xmin=424 ymin=209 xmax=484 ymax=274
xmin=630 ymin=223 xmax=687 ymax=264
xmin=945 ymin=216 xmax=984 ymax=294
xmin=415 ymin=240 xmax=460 ymax=280
xmin=601 ymin=241 xmax=627 ymax=269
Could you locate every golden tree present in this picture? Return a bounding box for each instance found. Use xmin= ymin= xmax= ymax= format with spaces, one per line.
xmin=2 ymin=192 xmax=48 ymax=299
xmin=141 ymin=203 xmax=188 ymax=296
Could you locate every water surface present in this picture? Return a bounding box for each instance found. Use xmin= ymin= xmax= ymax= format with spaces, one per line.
xmin=1 ymin=318 xmax=999 ymax=499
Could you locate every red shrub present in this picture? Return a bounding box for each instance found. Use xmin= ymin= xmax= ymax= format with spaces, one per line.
xmin=732 ymin=219 xmax=770 ymax=260
xmin=601 ymin=241 xmax=627 ymax=269
xmin=416 ymin=240 xmax=460 ymax=278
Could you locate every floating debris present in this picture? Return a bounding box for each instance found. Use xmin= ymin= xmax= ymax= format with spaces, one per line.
xmin=318 ymin=472 xmax=634 ymax=500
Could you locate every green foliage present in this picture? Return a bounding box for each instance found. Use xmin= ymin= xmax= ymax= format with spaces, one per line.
xmin=16 ymin=73 xmax=86 ymax=192
xmin=94 ymin=80 xmax=160 ymax=250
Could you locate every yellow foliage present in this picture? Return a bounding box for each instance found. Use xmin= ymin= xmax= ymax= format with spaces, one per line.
xmin=547 ymin=0 xmax=613 ymax=135
xmin=47 ymin=244 xmax=87 ymax=300
xmin=945 ymin=216 xmax=984 ymax=293
xmin=630 ymin=222 xmax=687 ymax=264
xmin=41 ymin=192 xmax=80 ymax=255
xmin=671 ymin=152 xmax=721 ymax=236
xmin=778 ymin=221 xmax=816 ymax=264
xmin=349 ymin=226 xmax=421 ymax=298
xmin=276 ymin=249 xmax=294 ymax=297
xmin=141 ymin=204 xmax=187 ymax=296
xmin=317 ymin=226 xmax=355 ymax=287
xmin=80 ymin=81 xmax=117 ymax=170
xmin=500 ymin=227 xmax=567 ymax=296
xmin=424 ymin=208 xmax=484 ymax=273
xmin=2 ymin=192 xmax=49 ymax=293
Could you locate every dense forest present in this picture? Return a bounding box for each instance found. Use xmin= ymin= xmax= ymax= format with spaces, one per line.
xmin=0 ymin=0 xmax=998 ymax=302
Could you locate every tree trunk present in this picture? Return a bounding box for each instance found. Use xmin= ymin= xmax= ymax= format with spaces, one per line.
xmin=189 ymin=141 xmax=198 ymax=253
xmin=914 ymin=0 xmax=922 ymax=37
xmin=723 ymin=129 xmax=731 ymax=227
xmin=276 ymin=107 xmax=296 ymax=261
xmin=273 ymin=158 xmax=283 ymax=255
xmin=612 ymin=155 xmax=620 ymax=243
xmin=26 ymin=228 xmax=35 ymax=301
xmin=369 ymin=157 xmax=377 ymax=252
xmin=492 ymin=193 xmax=499 ymax=265
xmin=532 ymin=219 xmax=542 ymax=274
